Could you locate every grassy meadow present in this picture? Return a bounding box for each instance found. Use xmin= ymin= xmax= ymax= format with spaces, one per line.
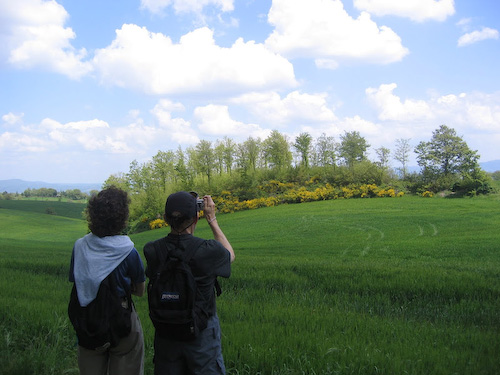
xmin=0 ymin=196 xmax=499 ymax=374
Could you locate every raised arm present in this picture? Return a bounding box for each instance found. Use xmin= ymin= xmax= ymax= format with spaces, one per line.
xmin=203 ymin=195 xmax=235 ymax=263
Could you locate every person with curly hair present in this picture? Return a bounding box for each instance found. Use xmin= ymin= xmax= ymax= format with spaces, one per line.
xmin=69 ymin=186 xmax=146 ymax=375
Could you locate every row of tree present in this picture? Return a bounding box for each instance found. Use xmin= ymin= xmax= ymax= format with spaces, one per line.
xmin=102 ymin=125 xmax=493 ymax=223
xmin=107 ymin=129 xmax=407 ymax=191
xmin=21 ymin=188 xmax=91 ymax=200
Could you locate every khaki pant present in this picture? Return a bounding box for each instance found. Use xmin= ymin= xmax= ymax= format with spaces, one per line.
xmin=77 ymin=309 xmax=144 ymax=375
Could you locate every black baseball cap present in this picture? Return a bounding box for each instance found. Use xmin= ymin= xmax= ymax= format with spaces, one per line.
xmin=164 ymin=191 xmax=197 ymax=219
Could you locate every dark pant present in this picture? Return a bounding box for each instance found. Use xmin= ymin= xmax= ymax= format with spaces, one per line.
xmin=153 ymin=315 xmax=226 ymax=375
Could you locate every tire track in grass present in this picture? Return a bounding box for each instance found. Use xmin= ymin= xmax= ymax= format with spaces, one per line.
xmin=359 ymin=225 xmax=386 ymax=256
xmin=337 ymin=224 xmax=386 ymax=256
xmin=416 ymin=222 xmax=438 ymax=237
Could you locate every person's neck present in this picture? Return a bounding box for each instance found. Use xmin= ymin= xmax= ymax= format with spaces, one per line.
xmin=171 ymin=223 xmax=196 ymax=235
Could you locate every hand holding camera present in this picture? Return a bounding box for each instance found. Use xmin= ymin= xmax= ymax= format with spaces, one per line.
xmin=191 ymin=191 xmax=217 ymax=224
xmin=196 ymin=198 xmax=204 ymax=211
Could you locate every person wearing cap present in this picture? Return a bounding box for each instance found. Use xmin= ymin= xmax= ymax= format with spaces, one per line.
xmin=143 ymin=191 xmax=235 ymax=375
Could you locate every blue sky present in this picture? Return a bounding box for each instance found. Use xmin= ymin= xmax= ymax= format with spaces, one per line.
xmin=1 ymin=0 xmax=499 ymax=183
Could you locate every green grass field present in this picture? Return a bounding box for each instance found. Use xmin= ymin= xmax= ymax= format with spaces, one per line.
xmin=0 ymin=196 xmax=499 ymax=374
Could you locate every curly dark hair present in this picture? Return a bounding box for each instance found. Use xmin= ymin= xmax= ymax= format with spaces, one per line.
xmin=86 ymin=186 xmax=130 ymax=237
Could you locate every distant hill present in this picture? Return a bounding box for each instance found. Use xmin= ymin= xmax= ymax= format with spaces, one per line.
xmin=0 ymin=179 xmax=102 ymax=194
xmin=406 ymin=161 xmax=500 ymax=173
xmin=480 ymin=160 xmax=500 ymax=173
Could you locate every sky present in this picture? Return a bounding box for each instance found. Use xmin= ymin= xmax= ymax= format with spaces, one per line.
xmin=1 ymin=0 xmax=499 ymax=184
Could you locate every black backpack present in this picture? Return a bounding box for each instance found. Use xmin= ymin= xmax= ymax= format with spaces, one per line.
xmin=147 ymin=237 xmax=216 ymax=341
xmin=68 ymin=269 xmax=132 ymax=350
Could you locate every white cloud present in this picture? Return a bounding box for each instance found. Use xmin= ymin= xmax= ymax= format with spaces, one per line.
xmin=365 ymin=83 xmax=433 ymax=121
xmin=458 ymin=27 xmax=499 ymax=47
xmin=0 ymin=131 xmax=49 ymax=153
xmin=353 ymin=0 xmax=455 ymax=22
xmin=403 ymin=89 xmax=500 ymax=134
xmin=340 ymin=115 xmax=380 ymax=136
xmin=40 ymin=118 xmax=126 ymax=151
xmin=265 ymin=0 xmax=409 ymax=64
xmin=456 ymin=18 xmax=472 ymax=30
xmin=434 ymin=92 xmax=500 ymax=132
xmin=0 ymin=0 xmax=92 ymax=79
xmin=2 ymin=112 xmax=24 ymax=126
xmin=0 ymin=117 xmax=147 ymax=155
xmin=38 ymin=118 xmax=137 ymax=153
xmin=140 ymin=0 xmax=234 ymax=15
xmin=432 ymin=91 xmax=500 ymax=161
xmin=315 ymin=59 xmax=340 ymax=70
xmin=233 ymin=91 xmax=338 ymax=127
xmin=151 ymin=99 xmax=199 ymax=144
xmin=193 ymin=104 xmax=269 ymax=139
xmin=93 ymin=25 xmax=296 ymax=95
xmin=362 ymin=85 xmax=500 ymax=161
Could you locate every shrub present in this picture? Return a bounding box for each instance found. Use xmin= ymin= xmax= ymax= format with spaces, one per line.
xmin=45 ymin=207 xmax=56 ymax=215
xmin=149 ymin=218 xmax=168 ymax=230
xmin=452 ymin=172 xmax=495 ymax=197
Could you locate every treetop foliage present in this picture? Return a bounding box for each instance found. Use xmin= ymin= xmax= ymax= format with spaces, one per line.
xmin=99 ymin=126 xmax=494 ymax=224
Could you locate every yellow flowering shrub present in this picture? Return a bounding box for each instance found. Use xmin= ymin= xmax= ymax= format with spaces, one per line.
xmin=360 ymin=184 xmax=379 ymax=198
xmin=386 ymin=188 xmax=396 ymax=197
xmin=149 ymin=218 xmax=167 ymax=230
xmin=377 ymin=188 xmax=396 ymax=197
xmin=421 ymin=191 xmax=434 ymax=198
xmin=342 ymin=187 xmax=354 ymax=199
xmin=141 ymin=183 xmax=405 ymax=232
xmin=313 ymin=184 xmax=337 ymax=200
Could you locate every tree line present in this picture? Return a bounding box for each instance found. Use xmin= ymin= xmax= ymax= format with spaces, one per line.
xmin=101 ymin=125 xmax=494 ymax=223
xmin=20 ymin=188 xmax=92 ymax=200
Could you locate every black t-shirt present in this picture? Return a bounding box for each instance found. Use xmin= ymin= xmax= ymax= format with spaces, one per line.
xmin=144 ymin=233 xmax=231 ymax=316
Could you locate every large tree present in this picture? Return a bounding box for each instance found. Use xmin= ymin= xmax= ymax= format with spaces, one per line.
xmin=222 ymin=137 xmax=236 ymax=174
xmin=193 ymin=140 xmax=215 ymax=185
xmin=415 ymin=125 xmax=479 ymax=177
xmin=237 ymin=136 xmax=261 ymax=172
xmin=127 ymin=160 xmax=151 ymax=193
xmin=214 ymin=141 xmax=225 ymax=175
xmin=103 ymin=172 xmax=130 ymax=191
xmin=314 ymin=133 xmax=337 ymax=167
xmin=339 ymin=131 xmax=370 ymax=169
xmin=293 ymin=132 xmax=313 ymax=168
xmin=151 ymin=150 xmax=176 ymax=193
xmin=174 ymin=146 xmax=192 ymax=187
xmin=375 ymin=147 xmax=391 ymax=169
xmin=262 ymin=130 xmax=292 ymax=170
xmin=394 ymin=138 xmax=412 ymax=179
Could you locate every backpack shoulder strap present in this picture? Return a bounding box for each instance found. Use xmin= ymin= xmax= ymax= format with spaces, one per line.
xmin=152 ymin=237 xmax=169 ymax=265
xmin=106 ymin=266 xmax=133 ymax=310
xmin=181 ymin=236 xmax=205 ymax=263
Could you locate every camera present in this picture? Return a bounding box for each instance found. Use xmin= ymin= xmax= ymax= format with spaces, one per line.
xmin=190 ymin=191 xmax=204 ymax=211
xmin=196 ymin=198 xmax=204 ymax=211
